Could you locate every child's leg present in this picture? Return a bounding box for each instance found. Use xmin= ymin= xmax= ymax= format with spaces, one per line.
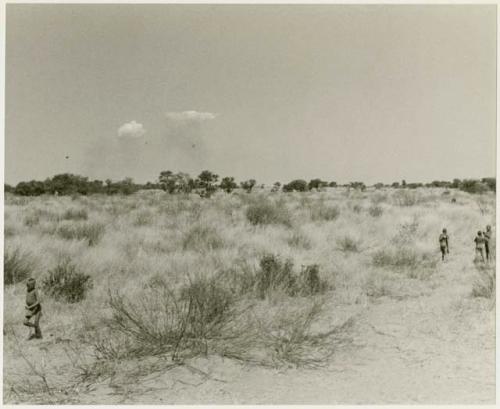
xmin=33 ymin=311 xmax=42 ymax=338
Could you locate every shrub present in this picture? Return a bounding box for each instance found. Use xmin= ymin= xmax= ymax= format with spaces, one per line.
xmin=62 ymin=208 xmax=88 ymax=221
xmin=255 ymin=254 xmax=296 ymax=299
xmin=368 ymin=205 xmax=383 ymax=217
xmin=179 ymin=275 xmax=234 ymax=341
xmin=41 ymin=260 xmax=93 ymax=303
xmin=372 ymin=247 xmax=418 ymax=269
xmin=298 ymin=264 xmax=328 ymax=295
xmin=336 ymin=236 xmax=360 ymax=253
xmin=106 ymin=276 xmax=235 ymax=359
xmin=4 ymin=248 xmax=35 ymax=285
xmin=310 ymin=204 xmax=340 ymax=222
xmin=182 ymin=224 xmax=224 ymax=251
xmin=246 ymin=200 xmax=291 ymax=227
xmin=393 ymin=190 xmax=419 ymax=206
xmin=57 ymin=222 xmax=105 ymax=246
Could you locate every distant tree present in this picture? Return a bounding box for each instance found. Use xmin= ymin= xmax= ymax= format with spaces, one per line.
xmin=4 ymin=184 xmax=14 ymax=193
xmin=349 ymin=181 xmax=366 ymax=191
xmin=240 ymin=179 xmax=257 ymax=193
xmin=220 ymin=176 xmax=238 ymax=193
xmin=308 ymin=179 xmax=328 ymax=191
xmin=14 ymin=180 xmax=46 ymax=196
xmin=481 ymin=177 xmax=496 ymax=193
xmin=406 ymin=182 xmax=423 ymax=189
xmin=45 ymin=173 xmax=91 ymax=195
xmin=402 ymin=179 xmax=407 ymax=188
xmin=460 ymin=179 xmax=489 ymax=195
xmin=283 ymin=179 xmax=308 ymax=192
xmin=271 ymin=182 xmax=281 ymax=192
xmin=391 ymin=182 xmax=400 ymax=188
xmin=159 ymin=171 xmax=193 ymax=194
xmin=451 ymin=178 xmax=461 ymax=189
xmin=196 ymin=170 xmax=219 ymax=198
xmin=374 ymin=183 xmax=384 ymax=190
xmin=328 ymin=181 xmax=337 ymax=188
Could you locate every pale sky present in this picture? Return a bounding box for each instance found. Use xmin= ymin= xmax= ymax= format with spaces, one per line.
xmin=5 ymin=4 xmax=497 ymax=185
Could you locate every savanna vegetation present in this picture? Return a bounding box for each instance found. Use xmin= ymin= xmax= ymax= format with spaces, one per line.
xmin=3 ymin=185 xmax=495 ymax=404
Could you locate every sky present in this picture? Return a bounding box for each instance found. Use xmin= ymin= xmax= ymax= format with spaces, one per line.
xmin=5 ymin=4 xmax=497 ymax=185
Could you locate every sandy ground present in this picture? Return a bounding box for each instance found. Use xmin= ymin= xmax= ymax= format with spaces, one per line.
xmin=4 ymin=253 xmax=494 ymax=404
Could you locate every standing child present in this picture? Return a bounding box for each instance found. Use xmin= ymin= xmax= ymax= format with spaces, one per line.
xmin=439 ymin=228 xmax=449 ymax=261
xmin=474 ymin=231 xmax=486 ymax=263
xmin=23 ymin=278 xmax=42 ymax=340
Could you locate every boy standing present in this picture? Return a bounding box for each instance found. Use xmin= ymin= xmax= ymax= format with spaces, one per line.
xmin=439 ymin=228 xmax=449 ymax=261
xmin=23 ymin=278 xmax=42 ymax=340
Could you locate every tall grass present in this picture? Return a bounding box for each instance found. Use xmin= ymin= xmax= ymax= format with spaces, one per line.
xmin=4 ymin=248 xmax=35 ymax=285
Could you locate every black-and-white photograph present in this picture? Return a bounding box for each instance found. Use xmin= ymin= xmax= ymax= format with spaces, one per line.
xmin=3 ymin=2 xmax=496 ymax=404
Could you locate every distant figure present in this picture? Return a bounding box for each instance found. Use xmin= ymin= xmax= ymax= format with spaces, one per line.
xmin=23 ymin=278 xmax=42 ymax=340
xmin=439 ymin=228 xmax=449 ymax=261
xmin=484 ymin=225 xmax=493 ymax=261
xmin=474 ymin=231 xmax=486 ymax=263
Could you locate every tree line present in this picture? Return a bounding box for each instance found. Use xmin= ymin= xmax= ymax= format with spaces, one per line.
xmin=4 ymin=172 xmax=496 ymax=197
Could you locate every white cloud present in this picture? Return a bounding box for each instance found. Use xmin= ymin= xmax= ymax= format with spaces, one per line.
xmin=117 ymin=120 xmax=146 ymax=138
xmin=165 ymin=111 xmax=218 ymax=123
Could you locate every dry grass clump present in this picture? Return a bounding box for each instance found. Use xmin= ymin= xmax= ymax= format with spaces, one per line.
xmin=4 ymin=247 xmax=35 ymax=285
xmin=61 ymin=208 xmax=88 ymax=221
xmin=309 ymin=202 xmax=340 ymax=222
xmin=392 ymin=189 xmax=420 ymax=206
xmin=182 ymin=224 xmax=225 ymax=251
xmin=336 ymin=235 xmax=361 ymax=253
xmin=246 ymin=199 xmax=292 ymax=227
xmin=472 ymin=264 xmax=495 ymax=299
xmin=56 ymin=222 xmax=105 ymax=246
xmin=287 ymin=230 xmax=312 ymax=249
xmin=41 ymin=259 xmax=93 ymax=303
xmin=372 ymin=246 xmax=437 ymax=275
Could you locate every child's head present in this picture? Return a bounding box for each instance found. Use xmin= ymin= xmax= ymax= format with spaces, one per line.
xmin=486 ymin=225 xmax=491 ymax=231
xmin=27 ymin=278 xmax=36 ymax=290
xmin=442 ymin=228 xmax=447 ymax=233
xmin=478 ymin=231 xmax=483 ymax=236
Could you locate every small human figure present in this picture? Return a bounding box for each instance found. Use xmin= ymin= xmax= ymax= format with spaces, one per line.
xmin=23 ymin=278 xmax=42 ymax=340
xmin=439 ymin=228 xmax=449 ymax=261
xmin=484 ymin=225 xmax=493 ymax=261
xmin=474 ymin=231 xmax=486 ymax=263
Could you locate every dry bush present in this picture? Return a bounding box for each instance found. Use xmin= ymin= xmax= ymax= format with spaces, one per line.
xmin=392 ymin=190 xmax=420 ymax=206
xmin=309 ymin=203 xmax=340 ymax=222
xmin=4 ymin=247 xmax=35 ymax=285
xmin=246 ymin=199 xmax=291 ymax=227
xmin=41 ymin=259 xmax=93 ymax=303
xmin=56 ymin=222 xmax=105 ymax=246
xmin=372 ymin=246 xmax=437 ymax=275
xmin=368 ymin=205 xmax=383 ymax=217
xmin=336 ymin=235 xmax=361 ymax=253
xmin=182 ymin=224 xmax=224 ymax=251
xmin=62 ymin=208 xmax=88 ymax=221
xmin=255 ymin=254 xmax=297 ymax=299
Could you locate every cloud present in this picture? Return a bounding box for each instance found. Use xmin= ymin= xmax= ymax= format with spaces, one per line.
xmin=165 ymin=111 xmax=217 ymax=123
xmin=117 ymin=120 xmax=146 ymax=139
